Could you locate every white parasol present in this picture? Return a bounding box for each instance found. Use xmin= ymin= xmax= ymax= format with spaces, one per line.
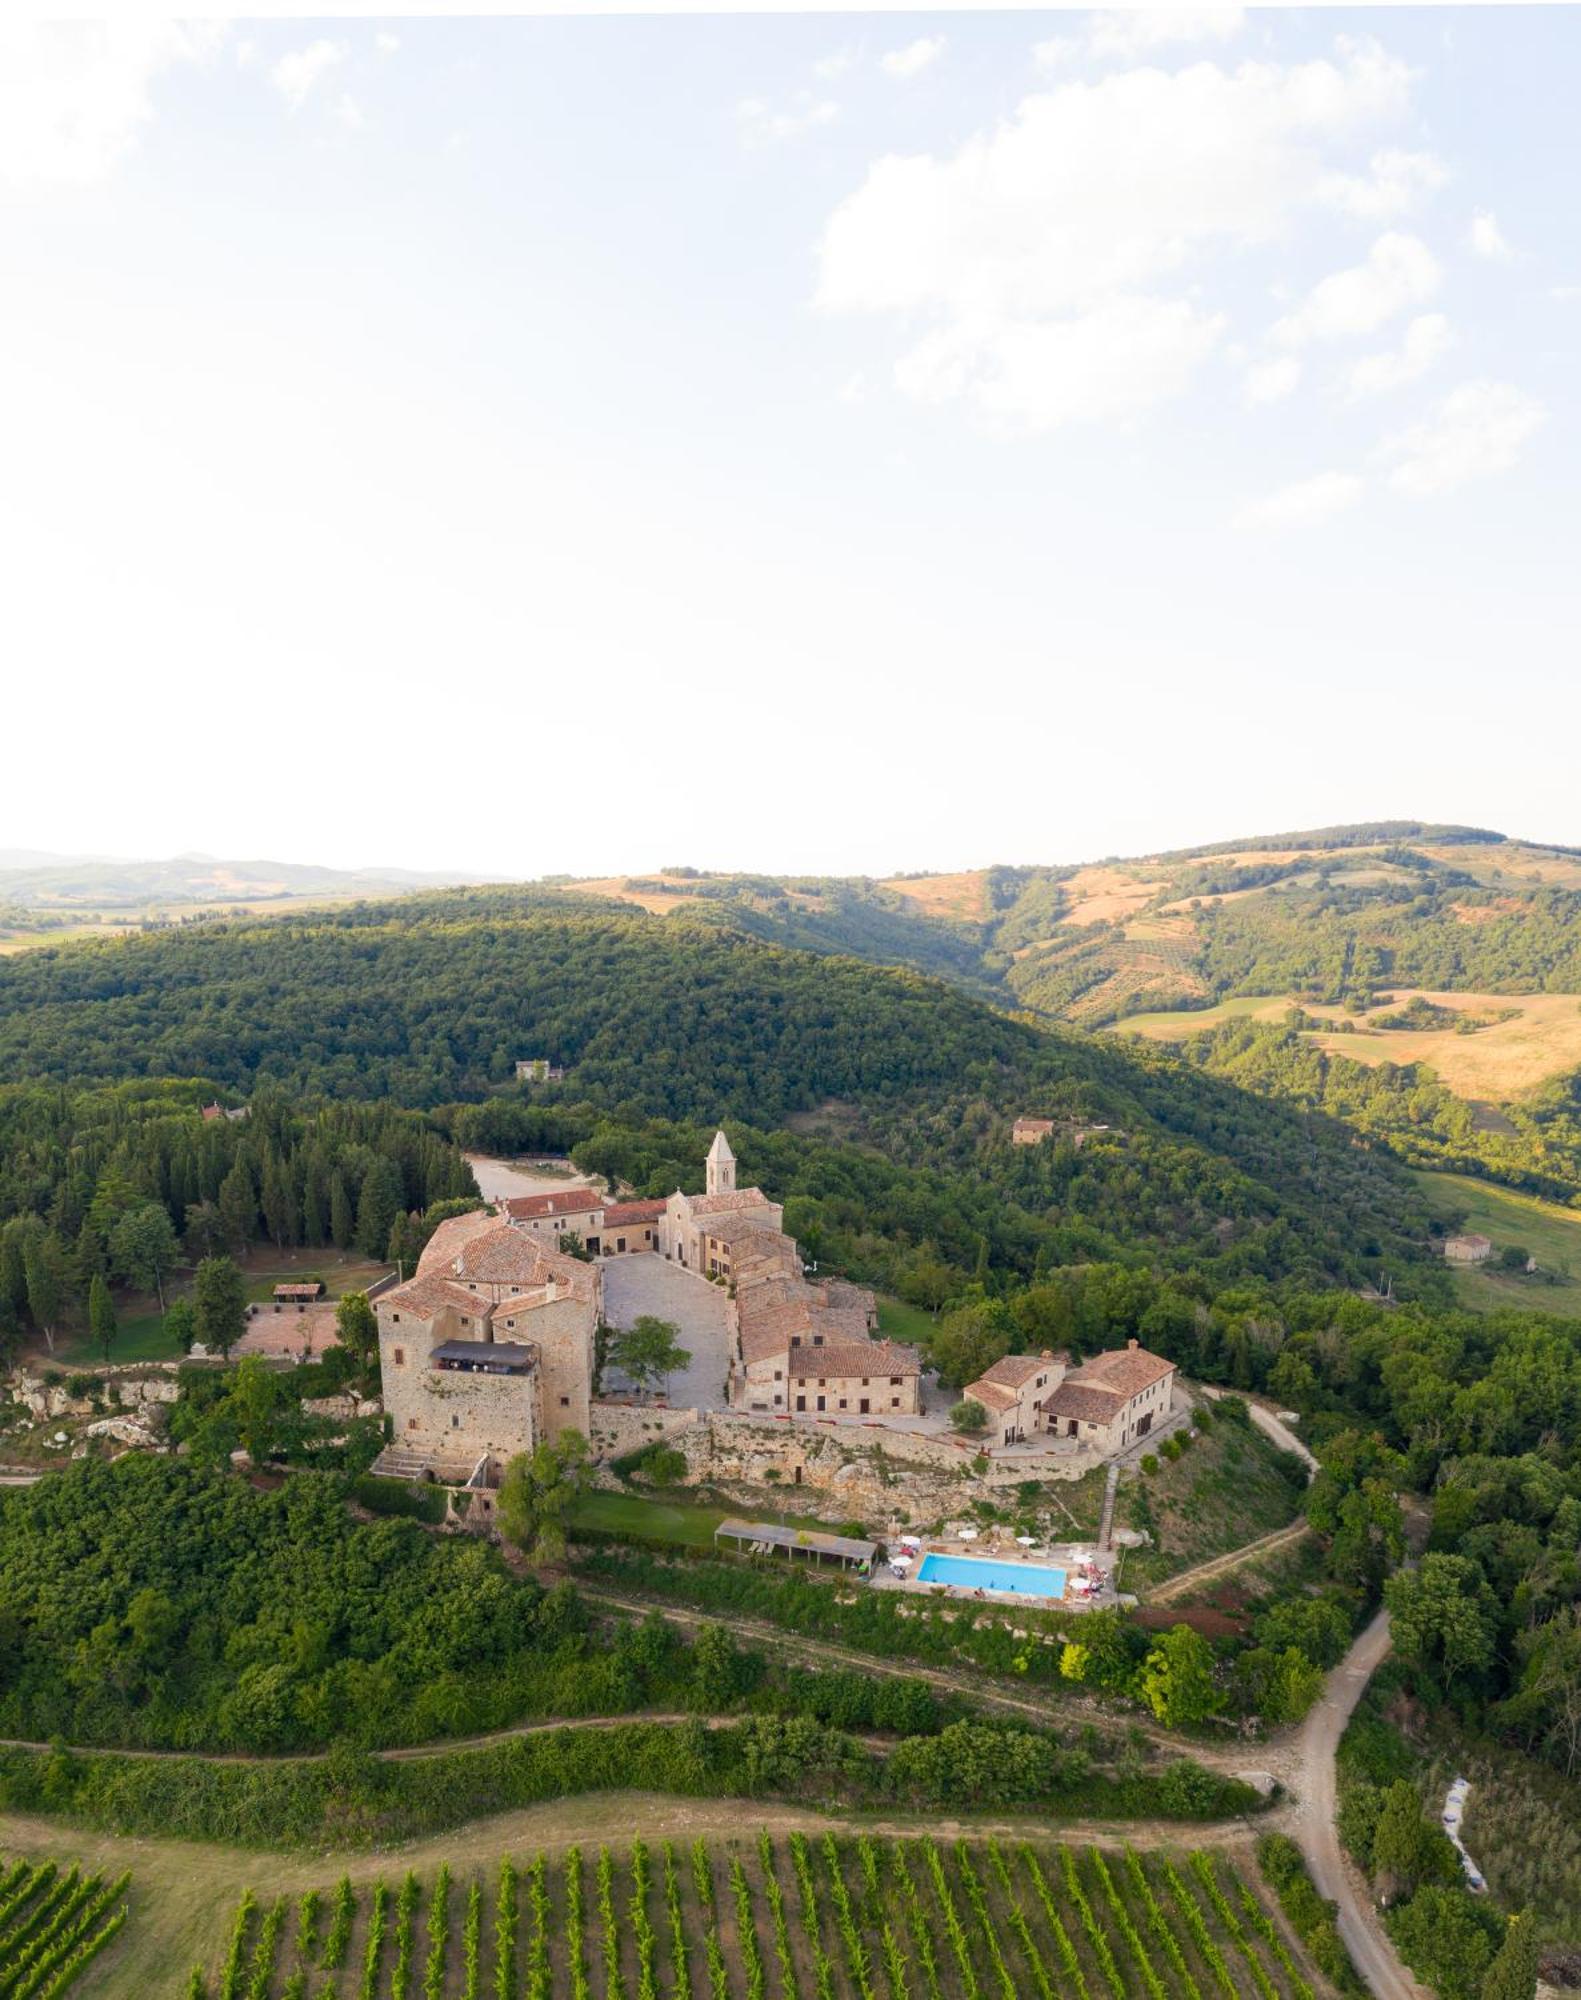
xmin=1015 ymin=1535 xmax=1036 ymax=1546
xmin=957 ymin=1527 xmax=979 ymax=1541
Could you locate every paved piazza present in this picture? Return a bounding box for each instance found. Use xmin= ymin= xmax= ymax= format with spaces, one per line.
xmin=601 ymin=1253 xmax=735 ymax=1411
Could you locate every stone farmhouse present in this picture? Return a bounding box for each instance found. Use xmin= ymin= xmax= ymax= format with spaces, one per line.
xmin=965 ymin=1338 xmax=1176 ymax=1455
xmin=1443 ymin=1232 xmax=1493 ymax=1265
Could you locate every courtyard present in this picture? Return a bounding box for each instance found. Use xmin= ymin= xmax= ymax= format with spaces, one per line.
xmin=601 ymin=1253 xmax=735 ymax=1411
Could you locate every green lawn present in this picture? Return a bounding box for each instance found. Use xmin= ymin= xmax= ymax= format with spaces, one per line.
xmin=1413 ymin=1169 xmax=1581 ymax=1313
xmin=569 ymin=1490 xmax=727 ymax=1548
xmin=54 ymin=1310 xmax=184 ymax=1367
xmin=875 ymin=1294 xmax=937 ymax=1344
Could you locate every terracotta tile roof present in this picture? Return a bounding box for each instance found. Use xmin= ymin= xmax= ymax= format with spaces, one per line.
xmin=975 ymin=1351 xmax=1066 ymax=1391
xmin=1013 ymin=1117 xmax=1056 ymax=1138
xmin=418 ymin=1209 xmax=502 ymax=1275
xmin=502 ymin=1188 xmax=604 ymax=1221
xmin=687 ymin=1189 xmax=776 ymax=1217
xmin=492 ymin=1288 xmax=557 ymax=1320
xmin=378 ymin=1274 xmax=491 ymax=1322
xmin=967 ymin=1380 xmax=1020 ymax=1412
xmin=1046 ymin=1381 xmax=1125 ymax=1423
xmin=786 ymin=1338 xmax=921 ymax=1381
xmin=603 ymin=1199 xmax=667 ymax=1226
xmin=1070 ymin=1343 xmax=1174 ymax=1398
xmin=702 ymin=1211 xmax=783 ymax=1244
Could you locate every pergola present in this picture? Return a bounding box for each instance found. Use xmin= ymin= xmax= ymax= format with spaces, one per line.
xmin=714 ymin=1518 xmax=877 ymax=1572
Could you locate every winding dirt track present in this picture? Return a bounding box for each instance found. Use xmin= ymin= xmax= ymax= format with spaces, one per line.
xmin=1292 ymin=1609 xmax=1430 ymax=2000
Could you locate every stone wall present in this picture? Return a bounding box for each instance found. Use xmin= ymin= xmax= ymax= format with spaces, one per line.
xmin=613 ymin=1409 xmax=1100 ymax=1526
xmin=587 ymin=1401 xmax=700 ymax=1463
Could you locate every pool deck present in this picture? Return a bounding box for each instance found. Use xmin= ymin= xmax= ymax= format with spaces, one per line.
xmin=870 ymin=1535 xmax=1117 ymax=1611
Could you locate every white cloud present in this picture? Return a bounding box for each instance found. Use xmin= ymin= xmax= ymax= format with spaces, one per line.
xmin=736 ymin=94 xmax=837 ymax=145
xmin=1274 ymin=232 xmax=1440 ymax=346
xmin=271 ymin=40 xmax=347 ymax=113
xmin=1467 ymin=207 xmax=1513 ymax=260
xmin=1035 ymin=9 xmax=1244 ymax=68
xmin=1381 ymin=379 xmax=1545 ymax=496
xmin=375 ymin=33 xmax=401 ymax=57
xmin=1320 ymin=148 xmax=1448 ymax=220
xmin=1237 ymin=471 xmax=1364 ymax=530
xmin=894 ymin=295 xmax=1226 ymax=433
xmin=334 ymin=93 xmax=365 ymax=133
xmin=818 ymin=40 xmax=1419 ymax=432
xmin=1343 ymin=312 xmax=1453 ymax=399
xmin=0 ymin=22 xmax=216 ymax=188
xmin=814 ymin=46 xmax=858 ymax=81
xmin=881 ymin=38 xmax=945 ymax=82
xmin=1244 ymin=355 xmax=1302 ymax=406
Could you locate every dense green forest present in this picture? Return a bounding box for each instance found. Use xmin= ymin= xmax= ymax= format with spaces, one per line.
xmin=0 ymin=895 xmax=1449 ymax=1350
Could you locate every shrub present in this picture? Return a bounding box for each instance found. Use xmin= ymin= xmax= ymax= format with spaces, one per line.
xmin=350 ymin=1474 xmax=447 ymax=1525
xmin=1140 ymin=1454 xmax=1159 ymax=1476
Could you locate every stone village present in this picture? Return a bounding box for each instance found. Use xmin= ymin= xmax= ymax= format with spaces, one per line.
xmin=366 ymin=1131 xmax=1184 ymax=1530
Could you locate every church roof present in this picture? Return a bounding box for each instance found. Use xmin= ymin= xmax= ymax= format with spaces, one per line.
xmin=688 ymin=1188 xmax=774 ymax=1217
xmin=707 ymin=1129 xmax=735 ymax=1162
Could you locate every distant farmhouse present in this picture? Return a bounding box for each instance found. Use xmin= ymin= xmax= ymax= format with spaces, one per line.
xmin=1443 ymin=1232 xmax=1494 ymax=1265
xmin=1011 ymin=1117 xmax=1115 ymax=1148
xmin=513 ymin=1057 xmax=566 ymax=1083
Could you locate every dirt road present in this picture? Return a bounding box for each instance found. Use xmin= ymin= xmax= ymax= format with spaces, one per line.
xmin=1293 ymin=1608 xmax=1429 ymax=2000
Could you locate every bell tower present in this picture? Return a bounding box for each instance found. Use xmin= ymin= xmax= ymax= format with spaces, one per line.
xmin=706 ymin=1129 xmax=736 ymax=1196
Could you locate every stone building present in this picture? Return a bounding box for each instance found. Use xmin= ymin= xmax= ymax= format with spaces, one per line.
xmin=371 ymin=1210 xmax=598 ymax=1484
xmin=1443 ymin=1232 xmax=1493 ymax=1265
xmin=963 ymin=1337 xmax=1176 ymax=1457
xmin=962 ymin=1350 xmax=1065 ymax=1445
xmin=1043 ymin=1339 xmax=1175 ymax=1453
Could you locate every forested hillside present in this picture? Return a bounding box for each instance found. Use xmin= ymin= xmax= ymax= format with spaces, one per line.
xmin=0 ymin=893 xmax=1444 ymax=1346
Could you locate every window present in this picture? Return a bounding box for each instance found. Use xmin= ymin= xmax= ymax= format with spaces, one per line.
xmin=861 ymin=1377 xmax=869 ymax=1387
xmin=392 ymin=1313 xmax=401 ymax=1323
xmin=889 ymin=1376 xmax=901 ymax=1386
xmin=812 ymin=1334 xmax=824 ymax=1347
xmin=773 ymin=1370 xmax=783 ymax=1381
xmin=393 ymin=1347 xmax=405 ymax=1366
xmin=618 ymin=1238 xmax=626 ymax=1252
xmin=407 ymin=1417 xmax=418 ymax=1430
xmin=451 ymin=1415 xmax=460 ymax=1429
xmin=560 ymin=1395 xmax=570 ymax=1406
xmin=817 ymin=1378 xmax=826 ymax=1388
xmin=891 ymin=1397 xmax=900 ymax=1408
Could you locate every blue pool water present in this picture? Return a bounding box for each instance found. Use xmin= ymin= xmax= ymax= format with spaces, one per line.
xmin=915 ymin=1553 xmax=1067 ymax=1597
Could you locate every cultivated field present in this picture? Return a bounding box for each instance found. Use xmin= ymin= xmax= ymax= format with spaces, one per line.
xmin=0 ymin=1854 xmax=130 ymax=1997
xmin=876 ymin=874 xmax=991 ymax=923
xmin=190 ymin=1833 xmax=1323 ymax=2000
xmin=1115 ymin=989 xmax=1581 ymax=1103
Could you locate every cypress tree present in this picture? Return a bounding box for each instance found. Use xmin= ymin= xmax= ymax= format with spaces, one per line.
xmin=89 ymin=1272 xmax=118 ymax=1363
xmin=329 ymin=1171 xmax=355 ymax=1250
xmin=356 ymin=1157 xmax=404 ymax=1260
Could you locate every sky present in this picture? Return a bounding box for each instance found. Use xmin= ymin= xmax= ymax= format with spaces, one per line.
xmin=1 ymin=8 xmax=1577 ymax=880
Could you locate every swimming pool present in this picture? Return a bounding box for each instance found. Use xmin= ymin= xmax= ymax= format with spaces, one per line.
xmin=915 ymin=1553 xmax=1068 ymax=1598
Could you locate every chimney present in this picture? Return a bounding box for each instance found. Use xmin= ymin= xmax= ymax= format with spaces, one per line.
xmin=1127 ymin=1337 xmax=1138 ymax=1350
xmin=1041 ymin=1349 xmax=1052 ymax=1359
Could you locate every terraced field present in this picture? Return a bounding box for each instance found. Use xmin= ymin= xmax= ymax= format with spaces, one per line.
xmin=190 ymin=1834 xmax=1321 ymax=2000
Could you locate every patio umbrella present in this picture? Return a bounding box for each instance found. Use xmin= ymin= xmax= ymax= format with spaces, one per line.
xmin=1015 ymin=1535 xmax=1036 ymax=1546
xmin=899 ymin=1535 xmax=921 ymax=1547
xmin=890 ymin=1555 xmax=913 ymax=1569
xmin=957 ymin=1528 xmax=979 ymax=1540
